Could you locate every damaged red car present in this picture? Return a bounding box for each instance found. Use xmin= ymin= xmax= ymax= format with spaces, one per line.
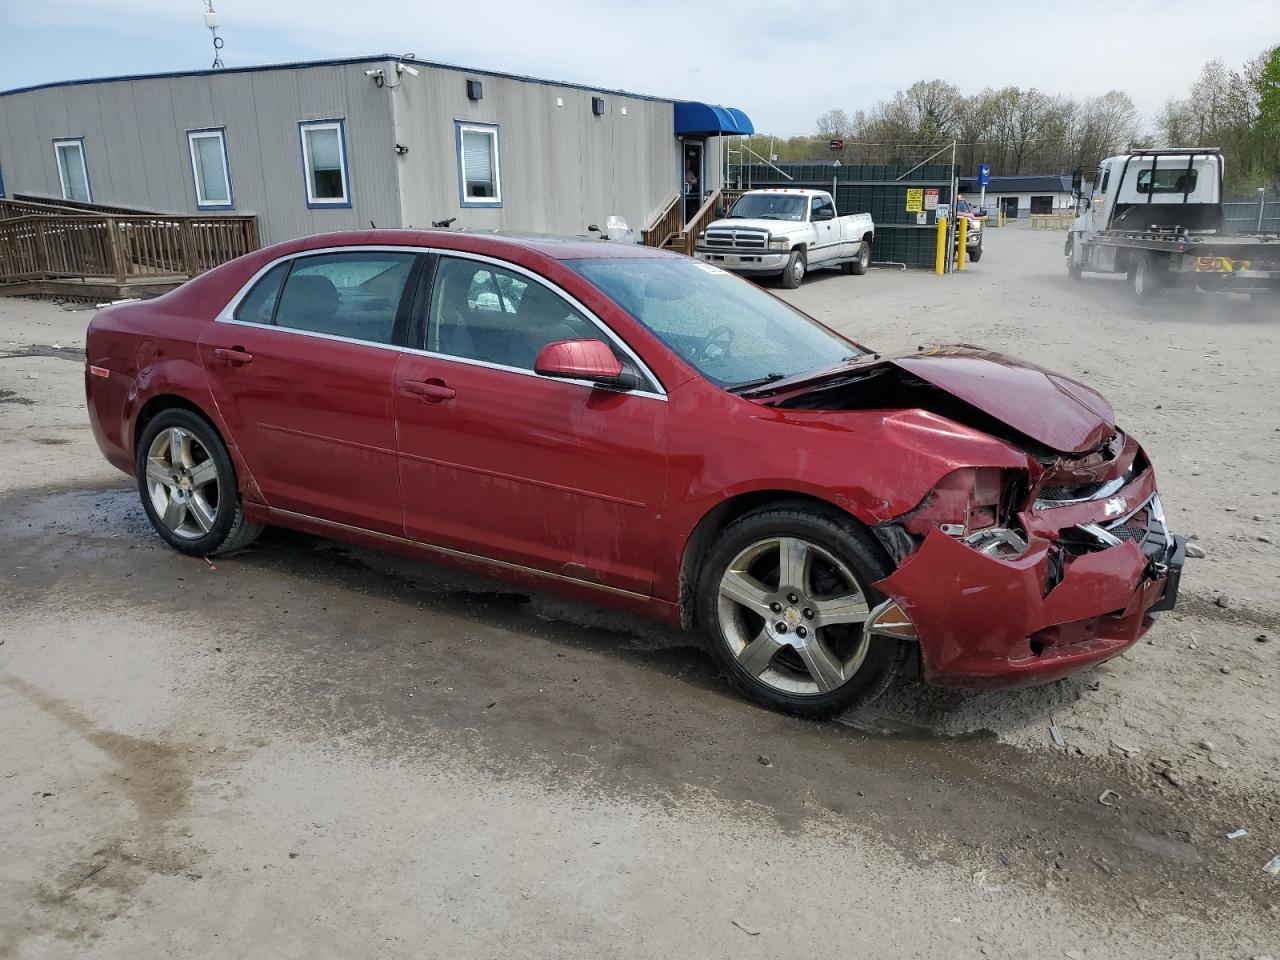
xmin=85 ymin=230 xmax=1184 ymax=718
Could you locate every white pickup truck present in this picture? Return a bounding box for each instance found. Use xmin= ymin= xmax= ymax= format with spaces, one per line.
xmin=694 ymin=189 xmax=875 ymax=288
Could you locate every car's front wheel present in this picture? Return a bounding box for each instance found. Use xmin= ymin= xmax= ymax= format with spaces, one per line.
xmin=136 ymin=408 xmax=262 ymax=556
xmin=696 ymin=505 xmax=906 ymax=718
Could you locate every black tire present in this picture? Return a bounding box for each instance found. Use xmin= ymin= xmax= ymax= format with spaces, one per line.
xmin=135 ymin=408 xmax=263 ymax=556
xmin=695 ymin=504 xmax=907 ymax=719
xmin=968 ymin=239 xmax=983 ymax=263
xmin=842 ymin=240 xmax=871 ymax=275
xmin=780 ymin=248 xmax=806 ymax=289
xmin=1129 ymin=254 xmax=1163 ymax=300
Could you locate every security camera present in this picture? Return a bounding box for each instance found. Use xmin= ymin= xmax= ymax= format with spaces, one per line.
xmin=364 ymin=68 xmax=384 ymax=78
xmin=396 ymin=62 xmax=420 ymax=77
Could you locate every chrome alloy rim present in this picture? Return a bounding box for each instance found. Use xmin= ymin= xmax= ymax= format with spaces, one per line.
xmin=144 ymin=427 xmax=220 ymax=539
xmin=792 ymin=255 xmax=806 ymax=282
xmin=717 ymin=537 xmax=871 ymax=695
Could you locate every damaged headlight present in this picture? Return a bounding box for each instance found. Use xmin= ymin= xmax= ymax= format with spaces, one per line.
xmin=875 ymin=467 xmax=1031 ymax=563
xmin=961 ymin=527 xmax=1028 ymax=558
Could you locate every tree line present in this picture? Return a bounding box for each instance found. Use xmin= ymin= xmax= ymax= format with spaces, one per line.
xmin=741 ymin=47 xmax=1279 ymax=191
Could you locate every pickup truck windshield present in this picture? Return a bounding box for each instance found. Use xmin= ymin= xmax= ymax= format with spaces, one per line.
xmin=565 ymin=257 xmax=860 ymax=389
xmin=726 ymin=194 xmax=807 ymax=222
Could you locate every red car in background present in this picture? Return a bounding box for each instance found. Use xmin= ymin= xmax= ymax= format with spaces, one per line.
xmin=85 ymin=230 xmax=1183 ymax=717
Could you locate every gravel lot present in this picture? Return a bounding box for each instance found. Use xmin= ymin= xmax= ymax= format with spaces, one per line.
xmin=1 ymin=223 xmax=1277 ymax=958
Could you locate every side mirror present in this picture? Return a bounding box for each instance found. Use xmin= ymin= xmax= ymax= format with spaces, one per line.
xmin=812 ymin=207 xmax=834 ymax=222
xmin=1071 ymin=167 xmax=1084 ymax=194
xmin=534 ymin=339 xmax=635 ymax=388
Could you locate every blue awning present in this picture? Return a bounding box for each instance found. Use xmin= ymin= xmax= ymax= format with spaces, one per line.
xmin=674 ymin=101 xmax=755 ymax=136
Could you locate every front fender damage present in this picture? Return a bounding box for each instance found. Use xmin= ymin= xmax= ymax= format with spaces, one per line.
xmin=873 ymin=528 xmax=1163 ymax=688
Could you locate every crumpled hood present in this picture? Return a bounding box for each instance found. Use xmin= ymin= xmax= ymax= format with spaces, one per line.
xmin=759 ymin=346 xmax=1117 ymax=455
xmin=891 ymin=347 xmax=1115 ymax=453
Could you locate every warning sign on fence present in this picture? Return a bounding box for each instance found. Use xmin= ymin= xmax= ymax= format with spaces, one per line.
xmin=924 ymin=188 xmax=939 ymax=210
xmin=905 ymin=188 xmax=923 ymax=212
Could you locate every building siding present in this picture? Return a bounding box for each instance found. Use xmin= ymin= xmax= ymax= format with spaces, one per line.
xmin=390 ymin=64 xmax=680 ymax=238
xmin=0 ymin=56 xmax=737 ymax=245
xmin=0 ymin=60 xmax=401 ymax=244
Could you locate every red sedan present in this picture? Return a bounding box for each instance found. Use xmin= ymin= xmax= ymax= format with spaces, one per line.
xmin=85 ymin=229 xmax=1183 ymax=717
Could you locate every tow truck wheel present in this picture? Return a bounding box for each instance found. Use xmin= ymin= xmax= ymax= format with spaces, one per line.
xmin=781 ymin=249 xmax=806 ymax=289
xmin=1129 ymin=254 xmax=1163 ymax=300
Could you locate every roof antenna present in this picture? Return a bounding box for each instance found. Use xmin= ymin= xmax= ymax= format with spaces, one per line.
xmin=202 ymin=1 xmax=225 ymax=69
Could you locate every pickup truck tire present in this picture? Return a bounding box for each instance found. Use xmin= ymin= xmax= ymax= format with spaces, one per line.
xmin=842 ymin=241 xmax=871 ymax=275
xmin=969 ymin=238 xmax=984 ymax=264
xmin=781 ymin=249 xmax=806 ymax=289
xmin=1129 ymin=254 xmax=1163 ymax=300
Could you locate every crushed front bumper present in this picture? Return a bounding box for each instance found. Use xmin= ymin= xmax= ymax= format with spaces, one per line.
xmin=874 ymin=486 xmax=1183 ymax=689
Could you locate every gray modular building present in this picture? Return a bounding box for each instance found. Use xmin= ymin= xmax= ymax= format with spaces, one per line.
xmin=0 ymin=55 xmax=753 ymax=245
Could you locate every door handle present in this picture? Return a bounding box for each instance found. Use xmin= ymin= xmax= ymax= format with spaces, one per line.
xmin=402 ymin=378 xmax=456 ymax=402
xmin=214 ymin=347 xmax=253 ymax=364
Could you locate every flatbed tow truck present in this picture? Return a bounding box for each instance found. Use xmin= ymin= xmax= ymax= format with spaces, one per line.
xmin=1065 ymin=148 xmax=1280 ymax=300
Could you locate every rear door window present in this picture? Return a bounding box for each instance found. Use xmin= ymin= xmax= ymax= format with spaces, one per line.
xmin=272 ymin=251 xmax=417 ymax=345
xmin=234 ymin=262 xmax=290 ymax=325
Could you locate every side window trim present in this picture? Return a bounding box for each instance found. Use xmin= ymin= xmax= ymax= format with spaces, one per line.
xmin=215 ymin=245 xmax=666 ymax=399
xmin=421 ymin=252 xmax=661 ymax=394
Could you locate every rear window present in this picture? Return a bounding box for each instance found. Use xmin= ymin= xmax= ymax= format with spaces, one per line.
xmin=1136 ymin=168 xmax=1197 ymax=194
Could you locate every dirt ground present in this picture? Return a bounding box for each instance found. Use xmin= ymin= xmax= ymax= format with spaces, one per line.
xmin=1 ymin=224 xmax=1277 ymax=959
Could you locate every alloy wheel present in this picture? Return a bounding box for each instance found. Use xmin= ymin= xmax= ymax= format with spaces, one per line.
xmin=716 ymin=536 xmax=871 ymax=695
xmin=792 ymin=256 xmax=806 ymax=283
xmin=144 ymin=426 xmax=220 ymax=539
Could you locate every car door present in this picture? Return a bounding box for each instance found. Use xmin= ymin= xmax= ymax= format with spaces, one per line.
xmin=200 ymin=248 xmax=427 ymax=534
xmin=810 ymin=195 xmax=837 ymax=263
xmin=393 ymin=253 xmax=669 ymax=596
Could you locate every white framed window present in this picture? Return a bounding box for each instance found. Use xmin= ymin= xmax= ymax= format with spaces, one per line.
xmin=187 ymin=128 xmax=233 ymax=209
xmin=53 ymin=138 xmax=91 ymax=203
xmin=455 ymin=121 xmax=501 ymax=207
xmin=298 ymin=119 xmax=350 ymax=208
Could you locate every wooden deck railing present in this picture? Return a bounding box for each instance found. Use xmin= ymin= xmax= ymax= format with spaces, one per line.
xmin=9 ymin=193 xmax=161 ymax=216
xmin=641 ymin=192 xmax=682 ymax=249
xmin=0 ymin=212 xmax=259 ymax=285
xmin=642 ymin=188 xmax=747 ymax=254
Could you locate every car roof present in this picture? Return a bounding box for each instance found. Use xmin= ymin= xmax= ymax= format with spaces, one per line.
xmin=268 ymin=228 xmax=677 ymax=263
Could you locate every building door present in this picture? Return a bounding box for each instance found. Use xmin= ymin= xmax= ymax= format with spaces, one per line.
xmin=1030 ymin=195 xmax=1053 ymax=215
xmin=683 ymin=140 xmax=705 ymax=225
xmin=1000 ymin=197 xmax=1020 ymax=219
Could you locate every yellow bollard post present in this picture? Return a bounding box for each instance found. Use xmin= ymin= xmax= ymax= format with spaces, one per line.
xmin=957 ymin=216 xmax=968 ymax=271
xmin=935 ymin=216 xmax=947 ymax=275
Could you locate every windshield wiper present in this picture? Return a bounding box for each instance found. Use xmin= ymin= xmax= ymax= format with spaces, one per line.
xmin=735 ymin=355 xmax=872 ymax=397
xmin=725 ymin=214 xmax=745 ymax=219
xmin=726 ymin=372 xmax=785 ymax=394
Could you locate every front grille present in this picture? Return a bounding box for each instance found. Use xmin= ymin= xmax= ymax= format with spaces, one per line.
xmin=704 ymin=228 xmax=769 ymax=251
xmin=1105 ymin=501 xmax=1169 ymax=561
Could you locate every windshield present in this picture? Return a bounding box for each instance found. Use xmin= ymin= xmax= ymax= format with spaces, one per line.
xmin=564 ymin=257 xmax=861 ymax=389
xmin=725 ymin=193 xmax=807 ymax=222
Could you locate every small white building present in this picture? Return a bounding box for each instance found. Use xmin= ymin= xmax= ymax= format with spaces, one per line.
xmin=958 ymin=175 xmax=1079 ymax=219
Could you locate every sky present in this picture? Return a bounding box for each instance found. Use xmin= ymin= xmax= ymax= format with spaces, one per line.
xmin=1 ymin=0 xmax=1277 ymax=137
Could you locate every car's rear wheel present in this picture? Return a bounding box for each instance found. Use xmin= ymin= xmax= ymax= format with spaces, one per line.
xmin=696 ymin=505 xmax=906 ymax=718
xmin=781 ymin=249 xmax=806 ymax=289
xmin=136 ymin=408 xmax=262 ymax=556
